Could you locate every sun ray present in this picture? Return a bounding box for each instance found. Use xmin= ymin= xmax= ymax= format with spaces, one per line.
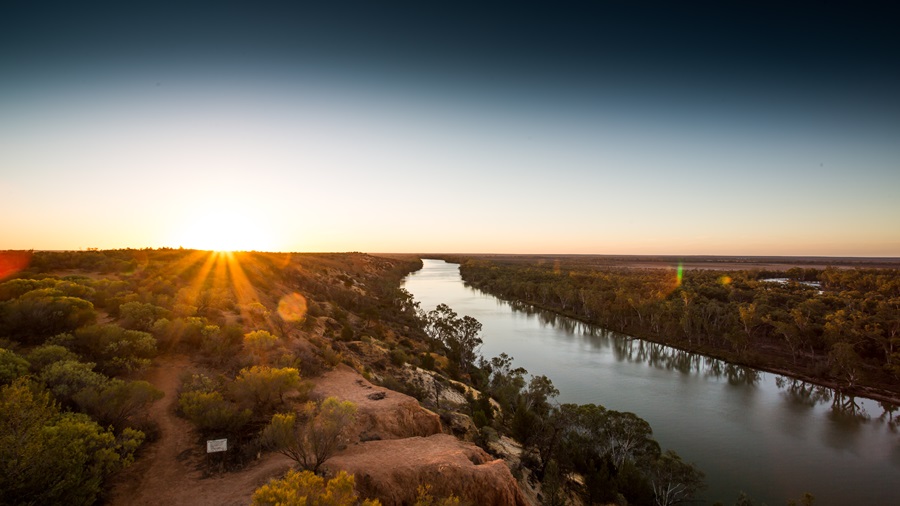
xmin=178 ymin=251 xmax=220 ymax=311
xmin=225 ymin=252 xmax=265 ymax=325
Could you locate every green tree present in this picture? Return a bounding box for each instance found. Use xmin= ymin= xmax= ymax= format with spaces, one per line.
xmin=39 ymin=359 xmax=107 ymax=405
xmin=0 ymin=348 xmax=29 ymax=384
xmin=231 ymin=366 xmax=302 ymax=414
xmin=178 ymin=390 xmax=252 ymax=434
xmin=0 ymin=291 xmax=96 ymax=342
xmin=119 ymin=301 xmax=170 ymax=331
xmin=649 ymin=450 xmax=705 ymax=506
xmin=605 ymin=410 xmax=661 ymax=468
xmin=0 ymin=379 xmax=143 ymax=505
xmin=25 ymin=344 xmax=78 ymax=373
xmin=828 ymin=342 xmax=863 ymax=388
xmin=423 ymin=305 xmax=484 ymax=374
xmin=452 ymin=315 xmax=483 ymax=373
xmin=261 ymin=397 xmax=357 ymax=473
xmin=540 ymin=459 xmax=568 ymax=506
xmin=484 ymin=353 xmax=527 ymax=418
xmin=244 ymin=330 xmax=279 ymax=363
xmin=251 ymin=469 xmax=380 ymax=506
xmin=50 ymin=324 xmax=157 ymax=376
xmin=73 ymin=379 xmax=164 ymax=432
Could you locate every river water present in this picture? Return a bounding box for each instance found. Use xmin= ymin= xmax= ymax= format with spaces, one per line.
xmin=403 ymin=259 xmax=900 ymax=505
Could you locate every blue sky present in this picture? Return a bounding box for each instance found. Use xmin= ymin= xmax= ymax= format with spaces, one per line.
xmin=2 ymin=1 xmax=899 ymax=255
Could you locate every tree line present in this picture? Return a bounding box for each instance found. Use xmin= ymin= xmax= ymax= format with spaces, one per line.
xmin=457 ymin=258 xmax=900 ymax=399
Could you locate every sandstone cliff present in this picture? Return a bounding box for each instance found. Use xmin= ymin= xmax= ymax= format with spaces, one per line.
xmin=327 ymin=433 xmax=530 ymax=506
xmin=311 ymin=365 xmax=443 ymax=441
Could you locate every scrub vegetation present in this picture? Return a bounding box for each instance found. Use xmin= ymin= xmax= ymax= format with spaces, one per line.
xmin=0 ymin=249 xmax=425 ymax=504
xmin=1 ymin=249 xmax=831 ymax=505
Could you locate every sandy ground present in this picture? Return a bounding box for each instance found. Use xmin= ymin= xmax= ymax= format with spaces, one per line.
xmin=105 ymin=356 xmax=292 ymax=506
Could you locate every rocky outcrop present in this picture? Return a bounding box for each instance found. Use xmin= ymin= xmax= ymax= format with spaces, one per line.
xmin=398 ymin=365 xmax=470 ymax=410
xmin=327 ymin=433 xmax=529 ymax=506
xmin=311 ymin=365 xmax=442 ymax=441
xmin=442 ymin=412 xmax=477 ymax=441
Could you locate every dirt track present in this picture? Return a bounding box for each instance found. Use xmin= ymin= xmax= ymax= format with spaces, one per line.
xmin=106 ymin=356 xmax=292 ymax=506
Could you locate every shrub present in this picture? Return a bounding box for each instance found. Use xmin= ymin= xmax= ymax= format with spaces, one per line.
xmin=252 ymin=470 xmax=380 ymax=506
xmin=260 ymin=397 xmax=357 ymax=473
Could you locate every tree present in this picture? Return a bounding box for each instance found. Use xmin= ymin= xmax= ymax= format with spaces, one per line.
xmin=25 ymin=344 xmax=78 ymax=373
xmin=423 ymin=305 xmax=484 ymax=374
xmin=0 ymin=348 xmax=29 ymax=385
xmin=453 ymin=315 xmax=483 ymax=373
xmin=73 ymin=379 xmax=164 ymax=432
xmin=649 ymin=450 xmax=705 ymax=506
xmin=423 ymin=303 xmax=458 ymax=346
xmin=231 ymin=366 xmax=302 ymax=414
xmin=39 ymin=359 xmax=107 ymax=406
xmin=0 ymin=291 xmax=96 ymax=342
xmin=178 ymin=390 xmax=252 ymax=434
xmin=243 ymin=330 xmax=279 ymax=364
xmin=540 ymin=459 xmax=568 ymax=506
xmin=50 ymin=324 xmax=157 ymax=376
xmin=484 ymin=353 xmax=527 ymax=418
xmin=251 ymin=469 xmax=380 ymax=506
xmin=260 ymin=397 xmax=357 ymax=473
xmin=119 ymin=301 xmax=170 ymax=331
xmin=0 ymin=379 xmax=143 ymax=505
xmin=828 ymin=342 xmax=863 ymax=388
xmin=604 ymin=410 xmax=660 ymax=469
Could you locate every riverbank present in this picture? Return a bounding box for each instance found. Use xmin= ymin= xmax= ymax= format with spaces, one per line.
xmin=404 ymin=259 xmax=900 ymax=506
xmin=446 ymin=256 xmax=900 ymax=407
xmin=473 ymin=284 xmax=900 ymax=407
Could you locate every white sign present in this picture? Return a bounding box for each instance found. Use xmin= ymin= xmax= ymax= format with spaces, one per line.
xmin=207 ymin=439 xmax=227 ymax=453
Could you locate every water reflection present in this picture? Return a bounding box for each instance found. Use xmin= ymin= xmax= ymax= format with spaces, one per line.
xmin=501 ymin=294 xmax=763 ymax=385
xmin=878 ymin=401 xmax=899 ymax=433
xmin=487 ymin=280 xmax=899 ymax=426
xmin=411 ymin=260 xmax=900 ymax=505
xmin=774 ymin=376 xmax=875 ymax=424
xmin=497 ymin=297 xmax=585 ymax=333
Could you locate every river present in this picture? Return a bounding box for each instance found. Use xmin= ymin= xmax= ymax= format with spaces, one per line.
xmin=403 ymin=259 xmax=900 ymax=505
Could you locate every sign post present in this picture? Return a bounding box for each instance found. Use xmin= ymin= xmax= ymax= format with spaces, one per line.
xmin=207 ymin=439 xmax=228 ymax=453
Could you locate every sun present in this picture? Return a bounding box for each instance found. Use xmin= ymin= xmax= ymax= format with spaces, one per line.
xmin=173 ymin=206 xmax=276 ymax=252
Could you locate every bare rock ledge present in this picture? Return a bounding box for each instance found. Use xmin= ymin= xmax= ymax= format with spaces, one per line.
xmin=327 ymin=433 xmax=529 ymax=506
xmin=311 ymin=365 xmax=443 ymax=441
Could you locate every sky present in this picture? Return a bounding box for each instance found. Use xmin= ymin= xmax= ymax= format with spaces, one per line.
xmin=2 ymin=1 xmax=899 ymax=256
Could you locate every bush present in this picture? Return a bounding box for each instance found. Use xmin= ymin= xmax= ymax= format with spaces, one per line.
xmin=179 ymin=390 xmax=252 ymax=434
xmin=74 ymin=379 xmax=164 ymax=432
xmin=1 ymin=379 xmax=143 ymax=505
xmin=50 ymin=324 xmax=157 ymax=376
xmin=0 ymin=348 xmax=29 ymax=385
xmin=260 ymin=397 xmax=357 ymax=473
xmin=231 ymin=366 xmax=301 ymax=414
xmin=389 ymin=349 xmax=408 ymax=367
xmin=26 ymin=344 xmax=77 ymax=373
xmin=252 ymin=470 xmax=379 ymax=506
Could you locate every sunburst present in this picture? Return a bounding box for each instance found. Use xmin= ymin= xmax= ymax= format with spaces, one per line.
xmin=171 ymin=205 xmax=277 ymax=253
xmin=155 ymin=250 xmax=306 ymax=338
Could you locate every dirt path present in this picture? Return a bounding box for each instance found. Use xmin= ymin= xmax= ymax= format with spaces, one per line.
xmin=106 ymin=355 xmax=292 ymax=506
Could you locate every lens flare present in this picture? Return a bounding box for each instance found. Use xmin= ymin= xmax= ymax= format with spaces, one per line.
xmin=676 ymin=261 xmax=683 ymax=287
xmin=719 ymin=275 xmax=732 ymax=285
xmin=0 ymin=251 xmax=32 ymax=280
xmin=277 ymin=292 xmax=308 ymax=322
